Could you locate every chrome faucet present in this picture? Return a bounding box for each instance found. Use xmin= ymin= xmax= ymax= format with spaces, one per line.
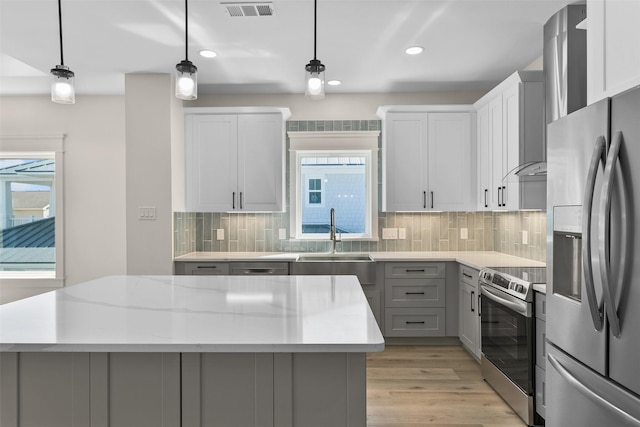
xmin=329 ymin=208 xmax=341 ymax=253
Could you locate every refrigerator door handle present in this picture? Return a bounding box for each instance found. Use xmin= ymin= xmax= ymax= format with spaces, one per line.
xmin=548 ymin=353 xmax=640 ymax=426
xmin=599 ymin=131 xmax=627 ymax=338
xmin=582 ymin=135 xmax=607 ymax=331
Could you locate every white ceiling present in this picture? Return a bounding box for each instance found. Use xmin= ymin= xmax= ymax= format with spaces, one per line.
xmin=0 ymin=0 xmax=573 ymax=96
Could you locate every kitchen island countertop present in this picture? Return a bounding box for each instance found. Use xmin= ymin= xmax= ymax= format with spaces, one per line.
xmin=0 ymin=275 xmax=384 ymax=353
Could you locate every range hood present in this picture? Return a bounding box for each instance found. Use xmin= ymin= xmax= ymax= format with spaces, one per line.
xmin=503 ymin=161 xmax=547 ymax=182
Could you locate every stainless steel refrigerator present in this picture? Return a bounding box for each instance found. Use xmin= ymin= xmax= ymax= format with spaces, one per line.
xmin=546 ymin=85 xmax=640 ymax=426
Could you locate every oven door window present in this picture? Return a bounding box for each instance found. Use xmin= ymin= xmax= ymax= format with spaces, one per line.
xmin=481 ymin=294 xmax=534 ymax=394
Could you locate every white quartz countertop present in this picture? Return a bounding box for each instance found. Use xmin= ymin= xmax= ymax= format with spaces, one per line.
xmin=175 ymin=251 xmax=545 ymax=270
xmin=0 ymin=275 xmax=384 ymax=353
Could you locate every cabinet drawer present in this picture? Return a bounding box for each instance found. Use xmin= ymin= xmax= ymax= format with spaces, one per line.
xmin=229 ymin=262 xmax=289 ymax=275
xmin=535 ymin=292 xmax=546 ymax=321
xmin=385 ymin=278 xmax=445 ymax=308
xmin=459 ymin=266 xmax=479 ymax=286
xmin=385 ymin=263 xmax=445 ymax=279
xmin=384 ymin=308 xmax=445 ymax=337
xmin=536 ymin=317 xmax=547 ymax=368
xmin=180 ymin=262 xmax=230 ymax=275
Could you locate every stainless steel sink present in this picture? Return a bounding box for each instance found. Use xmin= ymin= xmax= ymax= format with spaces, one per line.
xmin=291 ymin=253 xmax=376 ymax=284
xmin=296 ymin=253 xmax=372 ymax=262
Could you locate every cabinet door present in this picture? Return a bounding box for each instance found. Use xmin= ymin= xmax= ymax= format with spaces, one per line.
xmin=502 ymin=83 xmax=521 ymax=210
xmin=186 ymin=115 xmax=238 ymax=211
xmin=477 ymin=105 xmax=491 ymax=210
xmin=459 ymin=282 xmax=478 ymax=355
xmin=427 ymin=113 xmax=472 ymax=211
xmin=237 ymin=114 xmax=284 ymax=211
xmin=587 ymin=0 xmax=640 ymax=104
xmin=488 ymin=96 xmax=504 ymax=209
xmin=383 ymin=113 xmax=427 ymax=211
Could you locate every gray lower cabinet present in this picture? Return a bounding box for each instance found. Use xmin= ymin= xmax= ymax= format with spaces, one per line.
xmin=174 ymin=261 xmax=289 ymax=275
xmin=175 ymin=261 xmax=230 ymax=275
xmin=535 ymin=291 xmax=547 ymax=419
xmin=383 ymin=262 xmax=446 ymax=337
xmin=1 ymin=351 xmax=366 ymax=427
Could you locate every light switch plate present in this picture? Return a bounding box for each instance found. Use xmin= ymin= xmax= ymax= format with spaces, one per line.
xmin=278 ymin=228 xmax=286 ymax=240
xmin=460 ymin=228 xmax=468 ymax=240
xmin=138 ymin=207 xmax=156 ymax=220
xmin=522 ymin=230 xmax=528 ymax=245
xmin=398 ymin=228 xmax=406 ymax=239
xmin=217 ymin=229 xmax=225 ymax=240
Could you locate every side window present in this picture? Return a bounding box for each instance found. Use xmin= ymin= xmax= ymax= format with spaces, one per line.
xmin=0 ymin=136 xmax=64 ymax=284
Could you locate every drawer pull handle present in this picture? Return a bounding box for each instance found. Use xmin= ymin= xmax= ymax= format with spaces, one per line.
xmin=242 ymin=269 xmax=274 ymax=274
xmin=463 ymin=272 xmax=472 ymax=279
xmin=405 ymin=269 xmax=425 ymax=273
xmin=405 ymin=321 xmax=425 ymax=324
xmin=197 ymin=266 xmax=217 ymax=269
xmin=405 ymin=292 xmax=425 ymax=295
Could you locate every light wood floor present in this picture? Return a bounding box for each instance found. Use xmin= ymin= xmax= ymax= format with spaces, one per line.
xmin=366 ymin=345 xmax=526 ymax=427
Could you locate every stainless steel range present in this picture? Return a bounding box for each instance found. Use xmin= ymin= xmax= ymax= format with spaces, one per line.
xmin=478 ymin=266 xmax=546 ymax=426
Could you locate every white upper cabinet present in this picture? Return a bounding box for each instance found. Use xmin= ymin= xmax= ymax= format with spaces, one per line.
xmin=473 ymin=71 xmax=546 ymax=211
xmin=378 ymin=106 xmax=475 ymax=212
xmin=587 ymin=0 xmax=640 ymax=104
xmin=185 ymin=107 xmax=290 ymax=212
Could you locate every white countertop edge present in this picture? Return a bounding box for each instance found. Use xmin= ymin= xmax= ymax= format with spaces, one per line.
xmin=175 ymin=251 xmax=546 ymax=269
xmin=533 ymin=284 xmax=547 ymax=294
xmin=1 ymin=342 xmax=386 ymax=353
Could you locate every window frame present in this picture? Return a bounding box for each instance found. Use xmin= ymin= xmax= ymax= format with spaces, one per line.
xmin=288 ymin=131 xmax=379 ymax=241
xmin=0 ymin=135 xmax=65 ymax=289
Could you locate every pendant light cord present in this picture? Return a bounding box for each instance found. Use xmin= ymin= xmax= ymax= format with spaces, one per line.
xmin=184 ymin=0 xmax=189 ymax=61
xmin=57 ymin=0 xmax=64 ymax=65
xmin=313 ymin=0 xmax=317 ymax=60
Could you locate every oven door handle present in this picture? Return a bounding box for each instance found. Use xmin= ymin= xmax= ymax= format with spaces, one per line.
xmin=480 ymin=284 xmax=531 ymax=317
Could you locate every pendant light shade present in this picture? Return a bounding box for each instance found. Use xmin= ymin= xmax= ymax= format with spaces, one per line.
xmin=175 ymin=0 xmax=197 ymax=100
xmin=51 ymin=0 xmax=75 ymax=104
xmin=305 ymin=0 xmax=325 ymax=100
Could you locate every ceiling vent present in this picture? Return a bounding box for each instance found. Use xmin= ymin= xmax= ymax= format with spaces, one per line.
xmin=222 ymin=2 xmax=275 ymax=17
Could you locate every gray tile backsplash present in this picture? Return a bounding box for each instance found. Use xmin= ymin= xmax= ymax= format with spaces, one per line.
xmin=174 ymin=120 xmax=546 ymax=263
xmin=174 ymin=210 xmax=546 ymax=262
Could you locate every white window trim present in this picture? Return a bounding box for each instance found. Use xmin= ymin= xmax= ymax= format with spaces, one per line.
xmin=288 ymin=131 xmax=379 ymax=241
xmin=0 ymin=135 xmax=65 ymax=289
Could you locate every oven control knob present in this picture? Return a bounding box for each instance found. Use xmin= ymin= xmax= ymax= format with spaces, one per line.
xmin=514 ymin=284 xmax=524 ymax=293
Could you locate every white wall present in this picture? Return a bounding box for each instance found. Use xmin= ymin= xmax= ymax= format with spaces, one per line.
xmin=124 ymin=74 xmax=174 ymax=275
xmin=0 ymin=95 xmax=127 ymax=302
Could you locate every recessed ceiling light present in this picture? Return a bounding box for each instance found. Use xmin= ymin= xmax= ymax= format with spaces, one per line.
xmin=405 ymin=46 xmax=424 ymax=55
xmin=198 ymin=49 xmax=217 ymax=58
xmin=327 ymin=80 xmax=341 ymax=86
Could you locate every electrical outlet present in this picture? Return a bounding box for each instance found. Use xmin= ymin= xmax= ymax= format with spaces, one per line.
xmin=522 ymin=230 xmax=528 ymax=245
xmin=398 ymin=228 xmax=406 ymax=240
xmin=460 ymin=228 xmax=468 ymax=240
xmin=278 ymin=228 xmax=286 ymax=240
xmin=217 ymin=229 xmax=225 ymax=240
xmin=382 ymin=228 xmax=398 ymax=239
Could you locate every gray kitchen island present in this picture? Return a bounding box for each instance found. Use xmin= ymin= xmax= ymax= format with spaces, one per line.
xmin=0 ymin=275 xmax=384 ymax=427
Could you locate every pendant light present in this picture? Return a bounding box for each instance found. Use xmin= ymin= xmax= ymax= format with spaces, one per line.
xmin=50 ymin=0 xmax=75 ymax=104
xmin=304 ymin=0 xmax=325 ymax=99
xmin=175 ymin=0 xmax=198 ymax=100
